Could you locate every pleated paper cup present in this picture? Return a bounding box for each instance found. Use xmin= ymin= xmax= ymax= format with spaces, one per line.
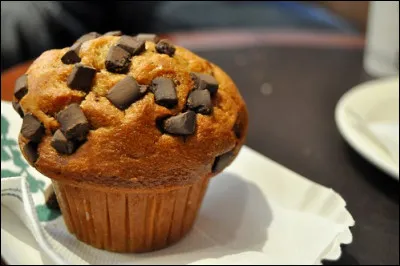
xmin=52 ymin=176 xmax=210 ymax=253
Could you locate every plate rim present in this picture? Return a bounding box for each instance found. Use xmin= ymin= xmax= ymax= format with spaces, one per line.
xmin=334 ymin=76 xmax=399 ymax=180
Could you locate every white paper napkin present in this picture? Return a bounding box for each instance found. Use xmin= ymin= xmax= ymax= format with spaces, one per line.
xmin=188 ymin=251 xmax=271 ymax=265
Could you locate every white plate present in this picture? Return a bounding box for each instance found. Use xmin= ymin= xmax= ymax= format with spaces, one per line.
xmin=335 ymin=76 xmax=399 ymax=180
xmin=1 ymin=101 xmax=354 ymax=264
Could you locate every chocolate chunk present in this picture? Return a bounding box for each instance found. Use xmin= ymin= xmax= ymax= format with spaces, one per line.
xmin=24 ymin=141 xmax=39 ymax=164
xmin=233 ymin=111 xmax=246 ymax=139
xmin=163 ymin=111 xmax=196 ymax=135
xmin=136 ymin=33 xmax=159 ymax=43
xmin=44 ymin=184 xmax=60 ymax=210
xmin=212 ymin=150 xmax=235 ymax=173
xmin=12 ymin=100 xmax=24 ymax=118
xmin=51 ymin=129 xmax=77 ymax=155
xmin=67 ymin=64 xmax=96 ymax=92
xmin=75 ymin=32 xmax=101 ymax=43
xmin=61 ymin=32 xmax=99 ymax=64
xmin=150 ymin=77 xmax=178 ymax=108
xmin=106 ymin=76 xmax=146 ymax=110
xmin=57 ymin=103 xmax=89 ymax=141
xmin=155 ymin=39 xmax=176 ymax=57
xmin=117 ymin=35 xmax=145 ymax=56
xmin=104 ymin=30 xmax=122 ymax=36
xmin=105 ymin=46 xmax=131 ymax=73
xmin=191 ymin=73 xmax=219 ymax=95
xmin=233 ymin=122 xmax=242 ymax=139
xmin=14 ymin=74 xmax=28 ymax=100
xmin=61 ymin=42 xmax=82 ymax=64
xmin=187 ymin=89 xmax=212 ymax=115
xmin=21 ymin=114 xmax=45 ymax=143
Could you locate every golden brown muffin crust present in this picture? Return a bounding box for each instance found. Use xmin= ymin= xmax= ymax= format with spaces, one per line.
xmin=18 ymin=35 xmax=248 ymax=190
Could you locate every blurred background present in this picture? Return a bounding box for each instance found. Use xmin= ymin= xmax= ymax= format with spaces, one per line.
xmin=1 ymin=1 xmax=370 ymax=71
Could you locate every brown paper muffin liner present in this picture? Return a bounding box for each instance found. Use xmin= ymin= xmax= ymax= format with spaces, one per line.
xmin=52 ymin=176 xmax=210 ymax=253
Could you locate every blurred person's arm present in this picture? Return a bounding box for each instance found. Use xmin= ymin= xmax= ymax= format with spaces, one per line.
xmin=1 ymin=1 xmax=108 ymax=71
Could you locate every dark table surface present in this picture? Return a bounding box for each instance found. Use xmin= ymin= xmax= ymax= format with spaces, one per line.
xmin=1 ymin=30 xmax=399 ymax=265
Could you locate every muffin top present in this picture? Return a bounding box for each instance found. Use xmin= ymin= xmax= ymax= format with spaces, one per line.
xmin=14 ymin=32 xmax=248 ymax=191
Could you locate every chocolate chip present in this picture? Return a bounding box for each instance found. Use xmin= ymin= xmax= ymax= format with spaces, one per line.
xmin=117 ymin=35 xmax=145 ymax=56
xmin=75 ymin=32 xmax=101 ymax=43
xmin=44 ymin=184 xmax=60 ymax=210
xmin=233 ymin=123 xmax=242 ymax=139
xmin=136 ymin=33 xmax=159 ymax=43
xmin=24 ymin=141 xmax=39 ymax=164
xmin=150 ymin=77 xmax=178 ymax=108
xmin=187 ymin=89 xmax=212 ymax=115
xmin=155 ymin=39 xmax=175 ymax=57
xmin=61 ymin=42 xmax=82 ymax=64
xmin=12 ymin=100 xmax=24 ymax=118
xmin=51 ymin=129 xmax=77 ymax=155
xmin=104 ymin=30 xmax=122 ymax=36
xmin=191 ymin=73 xmax=219 ymax=95
xmin=233 ymin=111 xmax=246 ymax=139
xmin=57 ymin=103 xmax=89 ymax=141
xmin=163 ymin=111 xmax=196 ymax=135
xmin=67 ymin=64 xmax=96 ymax=92
xmin=21 ymin=114 xmax=45 ymax=143
xmin=106 ymin=76 xmax=146 ymax=110
xmin=105 ymin=45 xmax=131 ymax=73
xmin=61 ymin=32 xmax=99 ymax=65
xmin=14 ymin=74 xmax=28 ymax=100
xmin=212 ymin=150 xmax=235 ymax=173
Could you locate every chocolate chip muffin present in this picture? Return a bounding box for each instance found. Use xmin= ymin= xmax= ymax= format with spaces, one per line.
xmin=14 ymin=31 xmax=248 ymax=253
